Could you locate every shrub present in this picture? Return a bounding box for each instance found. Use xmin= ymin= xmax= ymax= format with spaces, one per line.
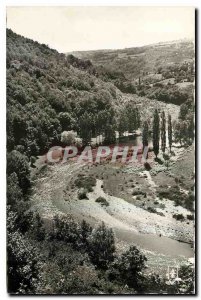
xmin=185 ymin=192 xmax=194 ymax=211
xmin=78 ymin=188 xmax=89 ymax=200
xmin=132 ymin=190 xmax=146 ymax=196
xmin=147 ymin=207 xmax=157 ymax=213
xmin=144 ymin=162 xmax=151 ymax=170
xmin=108 ymin=246 xmax=147 ymax=291
xmin=87 ymin=222 xmax=115 ymax=269
xmin=52 ymin=215 xmax=81 ymax=245
xmin=75 ymin=175 xmax=96 ymax=192
xmin=172 ymin=213 xmax=185 ymax=221
xmin=95 ymin=197 xmax=109 ymax=207
xmin=187 ymin=214 xmax=194 ymax=221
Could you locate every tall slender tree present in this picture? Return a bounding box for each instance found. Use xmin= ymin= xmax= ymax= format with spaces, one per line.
xmin=161 ymin=111 xmax=166 ymax=153
xmin=79 ymin=112 xmax=93 ymax=145
xmin=168 ymin=114 xmax=173 ymax=151
xmin=142 ymin=121 xmax=149 ymax=159
xmin=136 ymin=107 xmax=141 ymax=128
xmin=153 ymin=109 xmax=160 ymax=158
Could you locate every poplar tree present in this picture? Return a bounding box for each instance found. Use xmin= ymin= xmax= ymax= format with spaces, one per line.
xmin=142 ymin=121 xmax=149 ymax=150
xmin=161 ymin=111 xmax=166 ymax=153
xmin=153 ymin=109 xmax=160 ymax=158
xmin=168 ymin=114 xmax=173 ymax=151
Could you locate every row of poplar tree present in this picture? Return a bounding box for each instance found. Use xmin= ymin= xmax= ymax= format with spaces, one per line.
xmin=142 ymin=109 xmax=173 ymax=158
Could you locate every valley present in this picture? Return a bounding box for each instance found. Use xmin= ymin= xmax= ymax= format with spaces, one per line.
xmin=7 ymin=28 xmax=195 ymax=294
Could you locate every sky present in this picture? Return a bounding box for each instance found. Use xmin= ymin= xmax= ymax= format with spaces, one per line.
xmin=6 ymin=6 xmax=195 ymax=53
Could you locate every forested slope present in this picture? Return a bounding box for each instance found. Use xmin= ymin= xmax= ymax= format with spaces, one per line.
xmin=7 ymin=29 xmax=120 ymax=156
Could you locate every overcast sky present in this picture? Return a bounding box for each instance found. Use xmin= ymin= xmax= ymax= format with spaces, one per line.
xmin=7 ymin=6 xmax=195 ymax=52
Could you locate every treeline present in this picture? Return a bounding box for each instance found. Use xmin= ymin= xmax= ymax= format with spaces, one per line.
xmin=142 ymin=110 xmax=172 ymax=158
xmin=143 ymin=103 xmax=194 ymax=159
xmin=137 ymin=84 xmax=191 ymax=105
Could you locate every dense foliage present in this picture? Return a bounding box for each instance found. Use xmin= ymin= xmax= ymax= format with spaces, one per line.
xmin=7 ymin=29 xmax=119 ymax=157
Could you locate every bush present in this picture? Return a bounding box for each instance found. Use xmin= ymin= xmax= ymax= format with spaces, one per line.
xmin=75 ymin=175 xmax=96 ymax=192
xmin=144 ymin=162 xmax=151 ymax=170
xmin=132 ymin=190 xmax=146 ymax=197
xmin=87 ymin=222 xmax=115 ymax=269
xmin=78 ymin=188 xmax=89 ymax=200
xmin=172 ymin=213 xmax=185 ymax=221
xmin=185 ymin=192 xmax=194 ymax=211
xmin=147 ymin=207 xmax=157 ymax=213
xmin=52 ymin=215 xmax=81 ymax=245
xmin=95 ymin=197 xmax=109 ymax=207
xmin=108 ymin=246 xmax=147 ymax=291
xmin=187 ymin=214 xmax=194 ymax=221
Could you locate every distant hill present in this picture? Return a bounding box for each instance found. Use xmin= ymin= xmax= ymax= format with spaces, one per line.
xmin=67 ymin=39 xmax=194 ymax=106
xmin=70 ymin=39 xmax=194 ymax=81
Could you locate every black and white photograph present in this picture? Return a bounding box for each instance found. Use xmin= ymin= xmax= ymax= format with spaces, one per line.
xmin=5 ymin=4 xmax=196 ymax=295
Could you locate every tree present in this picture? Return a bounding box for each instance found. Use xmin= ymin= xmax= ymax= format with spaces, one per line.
xmin=7 ymin=210 xmax=41 ymax=294
xmin=142 ymin=121 xmax=149 ymax=157
xmin=163 ymin=152 xmax=170 ymax=170
xmin=61 ymin=130 xmax=77 ymax=145
xmin=109 ymin=245 xmax=147 ymax=291
xmin=78 ymin=112 xmax=93 ymax=145
xmin=161 ymin=111 xmax=166 ymax=153
xmin=168 ymin=114 xmax=173 ymax=151
xmin=30 ymin=213 xmax=46 ymax=241
xmin=136 ymin=107 xmax=141 ymax=128
xmin=187 ymin=114 xmax=194 ymax=144
xmin=104 ymin=124 xmax=116 ymax=144
xmin=74 ymin=137 xmax=82 ymax=148
xmin=178 ymin=263 xmax=195 ymax=294
xmin=153 ymin=109 xmax=160 ymax=158
xmin=118 ymin=109 xmax=128 ymax=137
xmin=58 ymin=112 xmax=76 ymax=131
xmin=7 ymin=172 xmax=23 ymax=206
xmin=87 ymin=222 xmax=115 ymax=269
xmin=7 ymin=150 xmax=30 ymax=194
